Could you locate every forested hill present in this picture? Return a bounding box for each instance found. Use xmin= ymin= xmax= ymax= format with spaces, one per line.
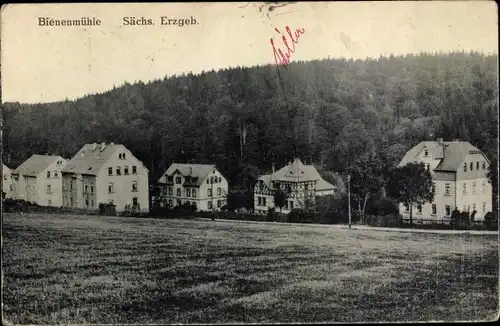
xmin=1 ymin=51 xmax=498 ymax=192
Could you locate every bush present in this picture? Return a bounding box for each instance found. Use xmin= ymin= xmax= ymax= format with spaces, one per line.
xmin=365 ymin=197 xmax=399 ymax=216
xmin=450 ymin=209 xmax=470 ymax=230
xmin=267 ymin=207 xmax=277 ymax=222
xmin=287 ymin=208 xmax=312 ymax=223
xmin=484 ymin=211 xmax=498 ymax=231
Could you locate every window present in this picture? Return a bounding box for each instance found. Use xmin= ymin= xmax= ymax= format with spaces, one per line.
xmin=445 ymin=205 xmax=451 ymax=216
xmin=187 ymin=188 xmax=191 ymax=197
xmin=132 ymin=197 xmax=138 ymax=207
xmin=85 ymin=184 xmax=88 ymax=193
xmin=482 ymin=202 xmax=486 ymax=212
xmin=168 ymin=199 xmax=173 ymax=207
xmin=91 ymin=200 xmax=94 ymax=207
xmin=176 ymin=188 xmax=181 ymax=196
xmin=47 ymin=171 xmax=51 ymax=178
xmin=213 ymin=177 xmax=218 ymax=184
xmin=258 ymin=197 xmax=262 ymax=206
xmin=482 ymin=162 xmax=486 ymax=170
xmin=132 ymin=181 xmax=138 ymax=192
xmin=289 ymin=201 xmax=294 ymax=210
xmin=116 ymin=167 xmax=121 ymax=175
xmin=132 ymin=166 xmax=137 ymax=174
xmin=463 ymin=163 xmax=467 ymax=172
xmin=48 ymin=199 xmax=52 ymax=206
xmin=54 ymin=172 xmax=59 ymax=178
xmin=108 ymin=167 xmax=113 ymax=175
xmin=217 ymin=187 xmax=221 ymax=196
xmin=417 ymin=205 xmax=422 ymax=214
xmin=9 ymin=184 xmax=13 ymax=191
xmin=123 ymin=153 xmax=126 ymax=159
xmin=476 ymin=162 xmax=480 ymax=170
xmin=217 ymin=200 xmax=221 ymax=208
xmin=462 ymin=183 xmax=467 ymax=195
xmin=124 ymin=166 xmax=129 ymax=175
xmin=3 ymin=174 xmax=6 ymax=181
xmin=108 ymin=182 xmax=114 ymax=193
xmin=472 ymin=204 xmax=476 ymax=212
xmin=445 ymin=183 xmax=451 ymax=196
xmin=481 ymin=181 xmax=486 ymax=194
xmin=431 ymin=204 xmax=437 ymax=215
xmin=424 ymin=147 xmax=428 ymax=156
xmin=219 ymin=177 xmax=222 ymax=183
xmin=404 ymin=204 xmax=410 ymax=212
xmin=109 ymin=199 xmax=114 ymax=204
xmin=168 ymin=187 xmax=173 ymax=195
xmin=90 ymin=185 xmax=94 ymax=193
xmin=208 ymin=189 xmax=212 ymax=197
xmin=426 ymin=163 xmax=430 ymax=171
xmin=262 ymin=197 xmax=267 ymax=206
xmin=192 ymin=189 xmax=197 ymax=197
xmin=472 ymin=181 xmax=476 ymax=194
xmin=208 ymin=201 xmax=212 ymax=209
xmin=85 ymin=199 xmax=89 ymax=207
xmin=46 ymin=185 xmax=52 ymax=194
xmin=470 ymin=162 xmax=473 ymax=171
xmin=175 ymin=177 xmax=182 ymax=184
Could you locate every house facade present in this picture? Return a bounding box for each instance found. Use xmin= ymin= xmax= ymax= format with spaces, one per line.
xmin=157 ymin=163 xmax=228 ymax=212
xmin=398 ymin=138 xmax=492 ymax=221
xmin=254 ymin=158 xmax=336 ymax=215
xmin=10 ymin=155 xmax=67 ymax=206
xmin=61 ymin=142 xmax=149 ymax=213
xmin=2 ymin=163 xmax=14 ymax=199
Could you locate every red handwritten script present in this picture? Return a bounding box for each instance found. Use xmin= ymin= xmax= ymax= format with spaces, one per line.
xmin=270 ymin=26 xmax=305 ymax=69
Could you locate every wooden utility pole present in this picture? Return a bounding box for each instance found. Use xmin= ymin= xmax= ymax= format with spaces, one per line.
xmin=348 ymin=174 xmax=352 ymax=229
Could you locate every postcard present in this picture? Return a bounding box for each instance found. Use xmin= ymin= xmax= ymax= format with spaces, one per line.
xmin=1 ymin=1 xmax=498 ymax=324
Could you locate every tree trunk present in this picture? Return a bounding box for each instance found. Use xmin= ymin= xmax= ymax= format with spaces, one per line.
xmin=409 ymin=203 xmax=413 ymax=226
xmin=362 ymin=193 xmax=369 ymax=224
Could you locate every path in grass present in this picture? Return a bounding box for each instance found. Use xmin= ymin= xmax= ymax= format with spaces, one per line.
xmin=3 ymin=213 xmax=498 ymax=324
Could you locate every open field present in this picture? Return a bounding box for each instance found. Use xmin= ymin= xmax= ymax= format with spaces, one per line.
xmin=3 ymin=213 xmax=499 ymax=324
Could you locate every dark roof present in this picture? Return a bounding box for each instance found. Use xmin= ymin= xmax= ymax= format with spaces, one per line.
xmin=158 ymin=163 xmax=217 ymax=186
xmin=258 ymin=158 xmax=336 ymax=191
xmin=12 ymin=154 xmax=62 ymax=177
xmin=398 ymin=140 xmax=487 ymax=172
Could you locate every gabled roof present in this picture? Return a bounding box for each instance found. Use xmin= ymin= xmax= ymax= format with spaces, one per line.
xmin=12 ymin=154 xmax=61 ymax=177
xmin=2 ymin=163 xmax=12 ymax=173
xmin=398 ymin=140 xmax=487 ymax=172
xmin=158 ymin=163 xmax=217 ymax=186
xmin=258 ymin=158 xmax=336 ymax=191
xmin=62 ymin=143 xmax=120 ymax=176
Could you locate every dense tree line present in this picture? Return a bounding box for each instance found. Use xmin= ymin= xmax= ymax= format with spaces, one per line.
xmin=1 ymin=51 xmax=498 ymax=213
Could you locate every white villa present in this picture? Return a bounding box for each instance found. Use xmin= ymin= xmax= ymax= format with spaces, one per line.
xmin=157 ymin=163 xmax=229 ymax=212
xmin=398 ymin=138 xmax=492 ymax=221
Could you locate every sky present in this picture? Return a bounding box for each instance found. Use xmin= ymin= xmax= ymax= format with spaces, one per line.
xmin=1 ymin=1 xmax=498 ymax=104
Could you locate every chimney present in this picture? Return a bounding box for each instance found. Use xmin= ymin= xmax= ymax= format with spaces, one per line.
xmin=92 ymin=143 xmax=97 ymax=151
xmin=272 ymin=163 xmax=275 ymax=174
xmin=437 ymin=138 xmax=443 ymax=145
xmin=101 ymin=142 xmax=106 ymax=150
xmin=189 ymin=167 xmax=192 ymax=175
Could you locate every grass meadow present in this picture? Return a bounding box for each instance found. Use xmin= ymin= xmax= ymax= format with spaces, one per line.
xmin=2 ymin=213 xmax=499 ymax=324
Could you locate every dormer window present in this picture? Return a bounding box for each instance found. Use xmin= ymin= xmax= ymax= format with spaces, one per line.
xmin=424 ymin=147 xmax=428 ymax=157
xmin=470 ymin=162 xmax=473 ymax=171
xmin=482 ymin=162 xmax=486 ymax=170
xmin=463 ymin=163 xmax=467 ymax=172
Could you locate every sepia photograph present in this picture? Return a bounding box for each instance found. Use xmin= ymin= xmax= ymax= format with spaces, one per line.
xmin=1 ymin=1 xmax=498 ymax=324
